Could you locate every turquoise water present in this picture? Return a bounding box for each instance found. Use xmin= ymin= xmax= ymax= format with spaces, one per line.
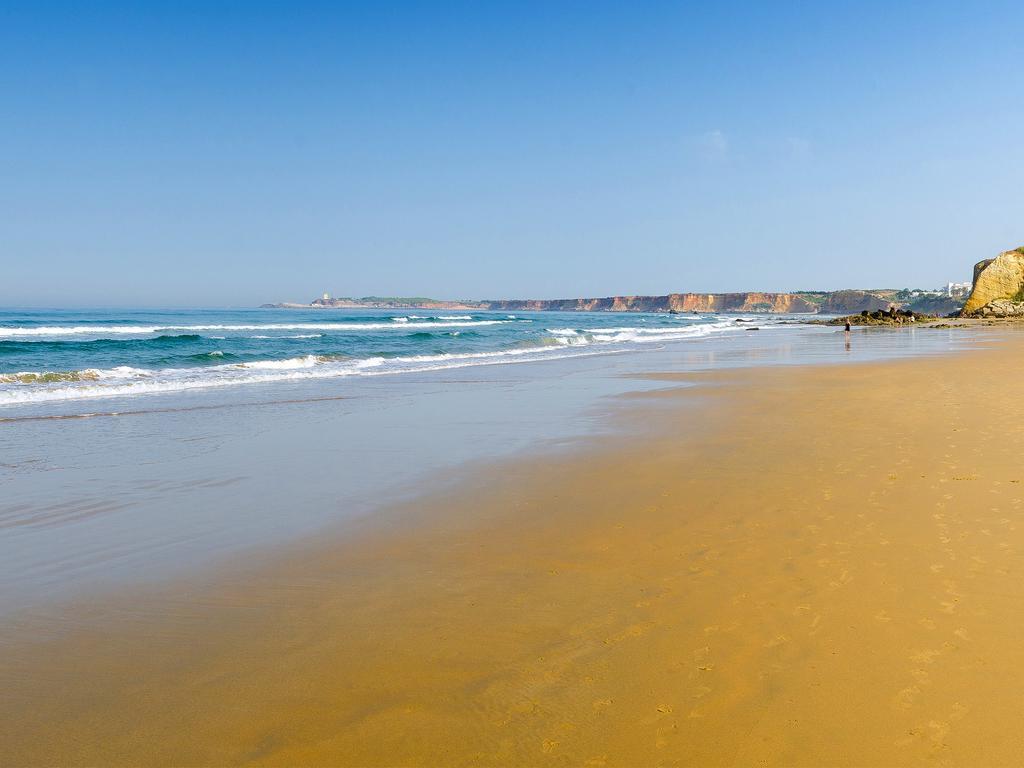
xmin=0 ymin=307 xmax=776 ymax=408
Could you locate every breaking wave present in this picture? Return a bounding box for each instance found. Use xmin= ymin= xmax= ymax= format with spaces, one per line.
xmin=0 ymin=347 xmax=620 ymax=405
xmin=0 ymin=320 xmax=511 ymax=339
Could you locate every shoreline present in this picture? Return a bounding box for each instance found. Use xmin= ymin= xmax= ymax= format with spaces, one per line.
xmin=4 ymin=327 xmax=1024 ymax=765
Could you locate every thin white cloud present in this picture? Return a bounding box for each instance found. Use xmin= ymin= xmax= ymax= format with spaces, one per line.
xmin=697 ymin=129 xmax=729 ymax=160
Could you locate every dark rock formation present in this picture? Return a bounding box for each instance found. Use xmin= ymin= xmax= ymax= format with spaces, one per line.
xmin=827 ymin=308 xmax=934 ymax=326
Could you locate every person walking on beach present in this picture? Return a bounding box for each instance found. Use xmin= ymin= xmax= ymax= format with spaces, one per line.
xmin=844 ymin=320 xmax=851 ymax=351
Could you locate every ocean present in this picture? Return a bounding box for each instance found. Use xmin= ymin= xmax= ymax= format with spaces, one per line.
xmin=0 ymin=307 xmax=775 ymax=411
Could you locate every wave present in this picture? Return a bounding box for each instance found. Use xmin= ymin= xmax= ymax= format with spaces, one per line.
xmin=0 ymin=333 xmax=206 ymax=349
xmin=394 ymin=314 xmax=472 ymax=321
xmin=153 ymin=334 xmax=203 ymax=342
xmin=0 ymin=316 xmax=769 ymax=406
xmin=0 ymin=370 xmax=103 ymax=384
xmin=546 ymin=320 xmax=740 ymax=346
xmin=0 ymin=321 xmax=511 ymax=338
xmin=0 ymin=345 xmax=621 ymax=405
xmin=248 ymin=333 xmax=323 ymax=339
xmin=237 ymin=355 xmax=327 ymax=370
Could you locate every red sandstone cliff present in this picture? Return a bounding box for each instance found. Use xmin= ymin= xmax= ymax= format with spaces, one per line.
xmin=486 ymin=292 xmax=818 ymax=313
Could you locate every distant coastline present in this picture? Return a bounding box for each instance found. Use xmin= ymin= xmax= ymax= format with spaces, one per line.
xmin=264 ymin=288 xmax=965 ymax=315
xmin=264 ymin=297 xmax=484 ymax=311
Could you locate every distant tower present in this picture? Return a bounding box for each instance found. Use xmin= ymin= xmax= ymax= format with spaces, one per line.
xmin=323 ymin=292 xmax=331 ymax=301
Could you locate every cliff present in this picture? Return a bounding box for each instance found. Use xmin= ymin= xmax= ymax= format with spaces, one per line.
xmin=268 ymin=289 xmax=921 ymax=315
xmin=962 ymin=248 xmax=1024 ymax=315
xmin=485 ymin=292 xmax=818 ymax=313
xmin=816 ymin=290 xmax=892 ymax=314
xmin=906 ymin=294 xmax=963 ymax=316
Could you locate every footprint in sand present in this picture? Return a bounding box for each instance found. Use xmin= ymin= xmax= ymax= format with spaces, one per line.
xmin=895 ymin=706 xmax=969 ymax=747
xmin=893 ymin=685 xmax=920 ymax=711
xmin=926 ymin=719 xmax=951 ymax=746
xmin=910 ymin=668 xmax=930 ymax=685
xmin=809 ymin=614 xmax=822 ymax=635
xmin=829 ymin=570 xmax=853 ymax=588
xmin=949 ymin=701 xmax=970 ymax=720
xmin=603 ymin=622 xmax=653 ymax=645
xmin=911 ymin=648 xmax=943 ymax=664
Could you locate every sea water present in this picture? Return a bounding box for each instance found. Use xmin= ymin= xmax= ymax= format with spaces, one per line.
xmin=0 ymin=307 xmax=769 ymax=410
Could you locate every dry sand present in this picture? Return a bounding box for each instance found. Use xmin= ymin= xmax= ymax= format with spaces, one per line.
xmin=4 ymin=330 xmax=1024 ymax=766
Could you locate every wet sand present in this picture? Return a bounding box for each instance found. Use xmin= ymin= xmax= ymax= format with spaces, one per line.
xmin=4 ymin=330 xmax=1024 ymax=766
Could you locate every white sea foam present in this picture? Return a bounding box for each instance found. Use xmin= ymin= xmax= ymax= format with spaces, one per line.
xmin=0 ymin=321 xmax=510 ymax=338
xmin=249 ymin=333 xmax=323 ymax=339
xmin=238 ymin=355 xmax=322 ymax=370
xmin=0 ymin=345 xmax=619 ymax=405
xmin=395 ymin=314 xmax=471 ymax=321
xmin=547 ymin=320 xmax=740 ymax=345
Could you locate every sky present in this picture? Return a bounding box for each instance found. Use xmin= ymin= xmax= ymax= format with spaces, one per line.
xmin=1 ymin=1 xmax=1022 ymax=307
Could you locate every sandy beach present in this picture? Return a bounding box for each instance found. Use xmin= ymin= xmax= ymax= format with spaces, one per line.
xmin=4 ymin=327 xmax=1024 ymax=766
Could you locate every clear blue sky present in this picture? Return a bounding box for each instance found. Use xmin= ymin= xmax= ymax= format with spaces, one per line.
xmin=2 ymin=1 xmax=1022 ymax=306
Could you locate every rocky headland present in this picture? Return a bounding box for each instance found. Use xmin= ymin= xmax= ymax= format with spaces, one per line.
xmin=961 ymin=247 xmax=1024 ymax=317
